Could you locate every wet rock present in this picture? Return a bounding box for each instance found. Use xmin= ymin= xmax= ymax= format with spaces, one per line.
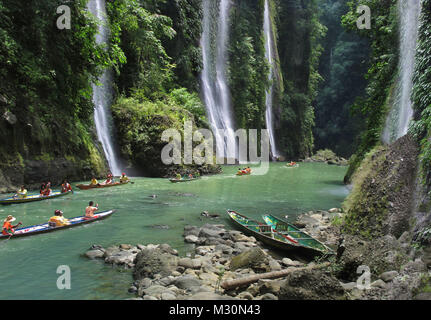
xmin=178 ymin=258 xmax=202 ymax=270
xmin=143 ymin=295 xmax=158 ymax=301
xmin=85 ymin=249 xmax=105 ymax=260
xmin=281 ymin=258 xmax=303 ymax=267
xmin=339 ymin=282 xmax=357 ymax=291
xmin=105 ymin=251 xmax=136 ymax=266
xmin=184 ymin=235 xmax=199 ymax=244
xmin=258 ymin=280 xmax=282 ymax=296
xmin=256 ymin=293 xmax=278 ymax=300
xmin=236 ymin=292 xmax=254 ymax=300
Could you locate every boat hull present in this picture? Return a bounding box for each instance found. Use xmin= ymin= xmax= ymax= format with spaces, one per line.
xmin=76 ymin=181 xmax=129 ymax=190
xmin=0 ymin=210 xmax=116 ymax=240
xmin=169 ymin=178 xmax=200 ymax=183
xmin=262 ymin=214 xmax=334 ymax=255
xmin=0 ymin=191 xmax=72 ymax=205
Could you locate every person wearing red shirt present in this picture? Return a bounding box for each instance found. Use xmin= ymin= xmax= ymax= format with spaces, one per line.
xmin=2 ymin=215 xmax=22 ymax=236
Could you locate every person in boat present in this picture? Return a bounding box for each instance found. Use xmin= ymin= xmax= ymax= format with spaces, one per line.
xmin=237 ymin=168 xmax=243 ymax=175
xmin=242 ymin=168 xmax=248 ymax=175
xmin=40 ymin=183 xmax=46 ymax=196
xmin=188 ymin=173 xmax=193 ymax=179
xmin=61 ymin=180 xmax=73 ymax=193
xmin=2 ymin=215 xmax=22 ymax=236
xmin=14 ymin=185 xmax=27 ymax=199
xmin=246 ymin=167 xmax=251 ymax=174
xmin=174 ymin=172 xmax=181 ymax=180
xmin=120 ymin=173 xmax=129 ymax=184
xmin=90 ymin=177 xmax=99 ymax=186
xmin=48 ymin=210 xmax=70 ymax=227
xmin=44 ymin=182 xmax=52 ymax=196
xmin=195 ymin=172 xmax=200 ymax=178
xmin=104 ymin=176 xmax=114 ymax=185
xmin=85 ymin=201 xmax=99 ymax=219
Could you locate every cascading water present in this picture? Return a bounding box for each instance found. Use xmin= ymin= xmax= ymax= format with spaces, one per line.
xmin=263 ymin=0 xmax=279 ymax=159
xmin=200 ymin=0 xmax=236 ymax=161
xmin=382 ymin=0 xmax=422 ymax=144
xmin=87 ymin=0 xmax=122 ymax=175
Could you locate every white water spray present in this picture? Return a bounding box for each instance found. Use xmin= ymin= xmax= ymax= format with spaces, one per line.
xmin=263 ymin=0 xmax=279 ymax=159
xmin=382 ymin=0 xmax=422 ymax=144
xmin=200 ymin=0 xmax=236 ymax=161
xmin=87 ymin=0 xmax=122 ymax=175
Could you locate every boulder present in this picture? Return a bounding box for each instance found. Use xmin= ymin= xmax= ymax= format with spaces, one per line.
xmin=173 ymin=275 xmax=202 ymax=291
xmin=105 ymin=251 xmax=136 ymax=266
xmin=85 ymin=249 xmax=105 ymax=260
xmin=229 ymin=247 xmax=269 ymax=272
xmin=133 ymin=248 xmax=179 ymax=279
xmin=380 ymin=271 xmax=399 ymax=282
xmin=279 ymin=270 xmax=345 ymax=300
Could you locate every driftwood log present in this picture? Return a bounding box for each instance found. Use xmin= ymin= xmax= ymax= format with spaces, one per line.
xmin=221 ymin=262 xmax=330 ymax=290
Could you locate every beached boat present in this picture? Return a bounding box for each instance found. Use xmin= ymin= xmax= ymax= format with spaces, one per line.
xmin=227 ymin=210 xmax=333 ymax=257
xmin=76 ymin=181 xmax=129 ymax=190
xmin=0 ymin=191 xmax=72 ymax=205
xmin=262 ymin=214 xmax=334 ymax=255
xmin=0 ymin=210 xmax=116 ymax=240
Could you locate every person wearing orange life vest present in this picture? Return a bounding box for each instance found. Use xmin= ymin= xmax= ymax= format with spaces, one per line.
xmin=48 ymin=210 xmax=70 ymax=227
xmin=2 ymin=215 xmax=22 ymax=236
xmin=61 ymin=180 xmax=73 ymax=193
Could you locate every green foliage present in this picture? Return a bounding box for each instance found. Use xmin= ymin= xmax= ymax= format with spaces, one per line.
xmin=341 ymin=0 xmax=399 ymax=182
xmin=228 ymin=0 xmax=268 ymax=131
xmin=276 ymin=0 xmax=326 ymax=159
xmin=107 ymin=0 xmax=176 ymax=99
xmin=411 ymin=0 xmax=431 ymax=187
xmin=0 ymin=0 xmax=110 ymax=175
xmin=314 ymin=0 xmax=369 ymax=158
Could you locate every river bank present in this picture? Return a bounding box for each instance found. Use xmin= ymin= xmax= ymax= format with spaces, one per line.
xmin=85 ymin=206 xmax=431 ymax=300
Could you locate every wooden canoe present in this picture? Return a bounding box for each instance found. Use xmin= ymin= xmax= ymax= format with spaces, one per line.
xmin=236 ymin=172 xmax=251 ymax=176
xmin=169 ymin=177 xmax=200 ymax=183
xmin=0 ymin=191 xmax=72 ymax=205
xmin=0 ymin=209 xmax=116 ymax=240
xmin=262 ymin=214 xmax=334 ymax=255
xmin=227 ymin=210 xmax=333 ymax=257
xmin=76 ymin=181 xmax=129 ymax=190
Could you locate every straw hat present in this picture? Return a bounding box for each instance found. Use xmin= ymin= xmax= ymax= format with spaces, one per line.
xmin=4 ymin=215 xmax=16 ymax=223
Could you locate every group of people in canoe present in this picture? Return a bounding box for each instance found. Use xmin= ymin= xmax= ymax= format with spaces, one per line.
xmin=173 ymin=172 xmax=200 ymax=181
xmin=90 ymin=172 xmax=130 ymax=186
xmin=2 ymin=172 xmax=131 ymax=237
xmin=3 ymin=200 xmax=101 ymax=236
xmin=237 ymin=167 xmax=252 ymax=175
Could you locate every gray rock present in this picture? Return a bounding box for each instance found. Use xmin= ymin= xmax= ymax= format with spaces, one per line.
xmin=340 ymin=282 xmax=357 ymax=291
xmin=236 ymin=292 xmax=254 ymax=300
xmin=105 ymin=251 xmax=136 ymax=266
xmin=257 ymin=293 xmax=278 ymax=300
xmin=161 ymin=292 xmax=177 ymax=300
xmin=85 ymin=249 xmax=105 ymax=260
xmin=134 ymin=248 xmax=179 ymax=279
xmin=371 ymin=279 xmax=387 ymax=289
xmin=143 ymin=295 xmax=158 ymax=301
xmin=380 ymin=271 xmax=399 ymax=283
xmin=185 ymin=235 xmax=199 ymax=244
xmin=186 ymin=292 xmax=235 ymax=300
xmin=173 ymin=275 xmax=202 ymax=290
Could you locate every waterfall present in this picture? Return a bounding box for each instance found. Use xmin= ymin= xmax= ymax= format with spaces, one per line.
xmin=87 ymin=0 xmax=122 ymax=175
xmin=263 ymin=0 xmax=279 ymax=159
xmin=200 ymin=0 xmax=236 ymax=161
xmin=382 ymin=0 xmax=422 ymax=144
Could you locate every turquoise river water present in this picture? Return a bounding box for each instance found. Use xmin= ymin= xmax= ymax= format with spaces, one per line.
xmin=0 ymin=163 xmax=348 ymax=300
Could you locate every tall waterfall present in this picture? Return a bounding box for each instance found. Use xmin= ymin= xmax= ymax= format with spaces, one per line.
xmin=382 ymin=0 xmax=422 ymax=144
xmin=200 ymin=0 xmax=236 ymax=161
xmin=263 ymin=0 xmax=279 ymax=159
xmin=87 ymin=0 xmax=122 ymax=175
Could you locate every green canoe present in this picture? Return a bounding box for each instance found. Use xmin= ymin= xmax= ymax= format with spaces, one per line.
xmin=262 ymin=214 xmax=334 ymax=255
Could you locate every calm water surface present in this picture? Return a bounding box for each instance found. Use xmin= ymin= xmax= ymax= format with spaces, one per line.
xmin=0 ymin=163 xmax=348 ymax=299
